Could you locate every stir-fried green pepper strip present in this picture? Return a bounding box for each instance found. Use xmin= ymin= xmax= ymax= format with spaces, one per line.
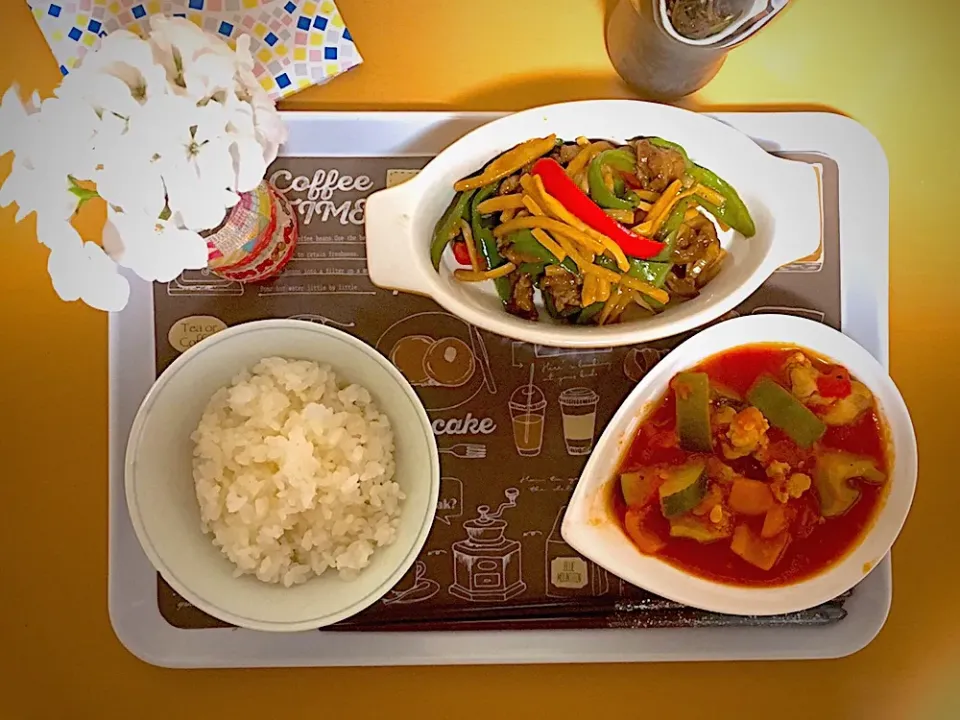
xmin=576 ymin=302 xmax=604 ymax=324
xmin=519 ymin=259 xmax=578 ymax=278
xmin=508 ymin=230 xmax=578 ymax=275
xmin=471 ymin=184 xmax=511 ymax=302
xmin=430 ymin=189 xmax=476 ymax=270
xmin=509 ymin=229 xmax=558 ymax=263
xmin=588 ymin=149 xmax=641 ymax=210
xmin=595 ymin=254 xmax=672 ymax=289
xmin=651 ymin=197 xmax=694 ymax=263
xmin=594 ymin=197 xmax=691 ymax=287
xmin=688 ymin=166 xmax=756 ymax=238
xmin=518 ymin=261 xmax=547 ymax=277
xmin=645 ymin=136 xmax=756 ymax=238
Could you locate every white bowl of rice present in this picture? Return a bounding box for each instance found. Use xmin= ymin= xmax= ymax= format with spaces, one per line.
xmin=124 ymin=319 xmax=440 ymax=632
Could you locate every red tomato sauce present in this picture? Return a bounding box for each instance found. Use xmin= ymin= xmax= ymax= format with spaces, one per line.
xmin=612 ymin=345 xmax=890 ymax=587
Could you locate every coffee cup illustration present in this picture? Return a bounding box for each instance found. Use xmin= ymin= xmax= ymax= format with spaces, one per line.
xmin=558 ymin=387 xmax=600 ymax=456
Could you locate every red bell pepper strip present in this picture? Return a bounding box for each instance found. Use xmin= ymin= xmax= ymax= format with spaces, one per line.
xmin=530 ymin=158 xmax=665 ymax=259
xmin=619 ymin=170 xmax=643 ymax=189
xmin=817 ymin=366 xmax=852 ymax=398
xmin=452 ymin=240 xmax=471 ymax=266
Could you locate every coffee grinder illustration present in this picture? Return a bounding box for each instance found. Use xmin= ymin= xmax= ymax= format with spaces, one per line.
xmin=449 ymin=488 xmax=526 ymax=602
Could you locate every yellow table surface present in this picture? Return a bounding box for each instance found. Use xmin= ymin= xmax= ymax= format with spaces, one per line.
xmin=3 ymin=1 xmax=959 ymax=717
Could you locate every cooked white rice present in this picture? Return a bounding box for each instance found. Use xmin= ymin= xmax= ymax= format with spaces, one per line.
xmin=191 ymin=356 xmax=403 ymax=587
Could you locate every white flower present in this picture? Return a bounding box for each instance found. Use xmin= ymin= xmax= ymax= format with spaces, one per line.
xmin=42 ymin=217 xmax=131 ymax=311
xmin=93 ymin=137 xmax=167 ymax=222
xmin=154 ymin=98 xmax=241 ymax=229
xmin=0 ymin=88 xmax=101 ymax=184
xmin=149 ymin=16 xmax=236 ymax=100
xmin=248 ymin=87 xmax=287 ymax=167
xmin=0 ymin=153 xmax=78 ymax=225
xmin=103 ymin=208 xmax=209 ymax=282
xmin=55 ymin=69 xmax=142 ymax=120
xmin=183 ymin=52 xmax=238 ymax=100
xmin=220 ymin=92 xmax=271 ymax=192
xmin=91 ymin=93 xmax=177 ymax=222
xmin=0 ymin=86 xmax=30 ymax=157
xmin=73 ymin=29 xmax=168 ymax=105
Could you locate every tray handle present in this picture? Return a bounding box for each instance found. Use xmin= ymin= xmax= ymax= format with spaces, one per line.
xmin=365 ymin=179 xmax=437 ymax=298
xmin=764 ymin=158 xmax=824 ymax=268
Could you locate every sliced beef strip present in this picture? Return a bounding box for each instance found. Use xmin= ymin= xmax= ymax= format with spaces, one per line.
xmin=540 ymin=265 xmax=582 ymax=315
xmin=498 ymin=175 xmax=521 ymax=196
xmin=665 ymin=269 xmax=699 ymax=298
xmin=548 ymin=143 xmax=582 ymax=165
xmin=633 ymin=139 xmax=687 ymax=193
xmin=505 ymin=272 xmax=538 ymax=321
xmin=672 ymin=217 xmax=719 ymax=264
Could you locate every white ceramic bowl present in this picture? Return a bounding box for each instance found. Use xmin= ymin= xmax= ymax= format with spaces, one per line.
xmin=561 ymin=314 xmax=917 ymax=616
xmin=124 ymin=319 xmax=440 ymax=632
xmin=366 ymin=99 xmax=821 ymax=348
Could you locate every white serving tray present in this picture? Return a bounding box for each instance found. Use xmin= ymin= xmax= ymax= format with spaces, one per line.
xmin=108 ymin=109 xmax=891 ymax=668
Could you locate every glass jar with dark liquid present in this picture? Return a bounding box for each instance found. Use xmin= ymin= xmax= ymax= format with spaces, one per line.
xmin=606 ymin=0 xmax=791 ymax=100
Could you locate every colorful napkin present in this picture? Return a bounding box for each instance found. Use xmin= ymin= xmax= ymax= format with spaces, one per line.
xmin=26 ymin=0 xmax=362 ymax=99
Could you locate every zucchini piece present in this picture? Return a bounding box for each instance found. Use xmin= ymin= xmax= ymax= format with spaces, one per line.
xmin=669 ymin=515 xmax=731 ymax=543
xmin=620 ymin=470 xmax=659 ymax=508
xmin=746 ymin=375 xmax=826 ymax=448
xmin=658 ymin=460 xmax=707 ymax=518
xmin=673 ymin=372 xmax=713 ymax=452
xmin=813 ymin=451 xmax=883 ymax=517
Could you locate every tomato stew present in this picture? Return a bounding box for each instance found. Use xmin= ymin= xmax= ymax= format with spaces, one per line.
xmin=612 ymin=344 xmax=890 ymax=587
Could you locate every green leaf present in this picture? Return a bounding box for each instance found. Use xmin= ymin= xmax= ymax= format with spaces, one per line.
xmin=67 ymin=176 xmax=99 ymax=214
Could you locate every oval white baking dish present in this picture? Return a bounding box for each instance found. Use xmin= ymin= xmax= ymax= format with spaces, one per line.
xmin=365 ymin=100 xmax=821 ymax=348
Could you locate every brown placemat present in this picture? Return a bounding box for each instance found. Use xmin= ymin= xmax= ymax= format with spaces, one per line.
xmin=154 ymin=152 xmax=847 ymax=631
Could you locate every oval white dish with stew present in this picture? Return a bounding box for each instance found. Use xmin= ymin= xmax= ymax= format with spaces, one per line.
xmin=561 ymin=314 xmax=917 ymax=616
xmin=365 ymin=100 xmax=821 ymax=348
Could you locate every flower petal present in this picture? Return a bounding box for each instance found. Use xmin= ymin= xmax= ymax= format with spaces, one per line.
xmin=77 ymin=30 xmax=170 ymax=100
xmin=183 ymin=53 xmax=237 ymax=99
xmin=94 ymin=143 xmax=167 ymax=219
xmin=56 ymin=70 xmax=141 ymax=119
xmin=47 ymin=234 xmax=130 ymax=311
xmin=162 ymin=161 xmax=218 ymax=230
xmin=230 ymin=134 xmax=269 ymax=193
xmin=0 ymin=85 xmax=32 ymax=157
xmin=0 ymin=157 xmax=78 ymax=225
xmin=106 ymin=208 xmax=210 ymax=282
xmin=193 ymin=99 xmax=229 ymax=145
xmin=249 ymin=88 xmax=287 ymax=165
xmin=36 ymin=212 xmax=86 ymax=251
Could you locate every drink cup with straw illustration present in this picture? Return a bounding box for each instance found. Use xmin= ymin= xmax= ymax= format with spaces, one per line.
xmin=509 ymin=365 xmax=547 ymax=457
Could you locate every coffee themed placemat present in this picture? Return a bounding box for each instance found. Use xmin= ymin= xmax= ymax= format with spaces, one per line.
xmin=153 ymin=151 xmax=847 ymax=632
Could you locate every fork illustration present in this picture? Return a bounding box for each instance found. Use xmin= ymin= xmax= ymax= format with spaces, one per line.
xmin=439 ymin=444 xmax=487 ymax=459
